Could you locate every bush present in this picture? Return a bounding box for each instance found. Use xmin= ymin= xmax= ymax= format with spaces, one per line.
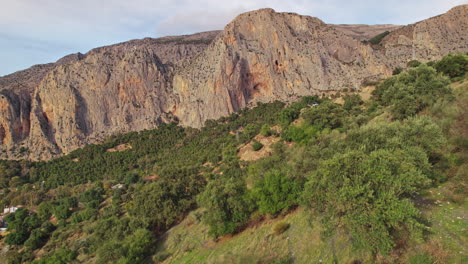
xmin=392 ymin=67 xmax=403 ymax=75
xmin=260 ymin=124 xmax=272 ymax=137
xmin=407 ymin=60 xmax=421 ymax=67
xmin=273 ymin=222 xmax=290 ymax=235
xmin=24 ymin=229 xmax=47 ymax=250
xmin=302 ymin=149 xmax=431 ymax=254
xmin=367 ymin=31 xmax=390 ymax=45
xmin=343 ymin=94 xmax=364 ymax=111
xmin=252 ymin=140 xmax=264 ymax=151
xmin=197 ymin=170 xmax=252 ymax=237
xmin=53 ymin=205 xmax=71 ymax=220
xmin=373 ymin=64 xmax=452 ymax=119
xmin=434 ymin=53 xmax=467 ymax=79
xmin=301 ymin=101 xmax=346 ymax=129
xmin=253 ymin=170 xmax=301 ymax=215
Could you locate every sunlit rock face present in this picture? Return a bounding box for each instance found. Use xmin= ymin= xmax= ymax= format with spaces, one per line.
xmin=0 ymin=6 xmax=467 ymax=160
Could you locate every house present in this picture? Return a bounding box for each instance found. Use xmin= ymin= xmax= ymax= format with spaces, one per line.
xmin=3 ymin=206 xmax=22 ymax=214
xmin=111 ymin=184 xmax=124 ymax=190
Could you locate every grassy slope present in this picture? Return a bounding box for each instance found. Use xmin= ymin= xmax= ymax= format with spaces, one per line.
xmin=153 ymin=80 xmax=467 ymax=264
xmin=156 ymin=208 xmax=373 ymax=264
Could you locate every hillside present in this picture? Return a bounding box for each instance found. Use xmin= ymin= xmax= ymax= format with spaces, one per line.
xmin=0 ymin=53 xmax=466 ymax=263
xmin=0 ymin=6 xmax=467 ymax=160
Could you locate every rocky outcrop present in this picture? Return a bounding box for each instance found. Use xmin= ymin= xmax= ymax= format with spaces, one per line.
xmin=172 ymin=8 xmax=389 ymax=127
xmin=380 ymin=5 xmax=468 ymax=68
xmin=0 ymin=53 xmax=84 ymax=156
xmin=0 ymin=6 xmax=467 ymax=160
xmin=0 ymin=32 xmax=219 ymax=159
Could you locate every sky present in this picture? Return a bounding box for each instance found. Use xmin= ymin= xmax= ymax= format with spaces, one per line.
xmin=0 ymin=0 xmax=466 ymax=76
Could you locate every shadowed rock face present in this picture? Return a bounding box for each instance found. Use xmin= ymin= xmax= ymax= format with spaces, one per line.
xmin=0 ymin=6 xmax=467 ymax=160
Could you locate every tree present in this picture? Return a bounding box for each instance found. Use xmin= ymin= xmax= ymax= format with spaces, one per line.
xmin=252 ymin=140 xmax=264 ymax=151
xmin=434 ymin=53 xmax=467 ymax=79
xmin=24 ymin=229 xmax=47 ymax=249
xmin=301 ymin=101 xmax=346 ymax=129
xmin=4 ymin=209 xmax=41 ymax=246
xmin=407 ymin=60 xmax=421 ymax=67
xmin=53 ymin=204 xmax=71 ymax=220
xmin=373 ymin=65 xmax=452 ymax=119
xmin=343 ymin=94 xmax=364 ymax=111
xmin=302 ymin=149 xmax=430 ymax=254
xmin=197 ymin=172 xmax=253 ymax=237
xmin=129 ymin=167 xmax=204 ymax=229
xmin=253 ymin=170 xmax=301 ymax=215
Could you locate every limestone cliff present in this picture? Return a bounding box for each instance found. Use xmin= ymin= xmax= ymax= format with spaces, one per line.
xmin=0 ymin=6 xmax=466 ymax=160
xmin=172 ymin=9 xmax=389 ymax=127
xmin=380 ymin=5 xmax=468 ymax=68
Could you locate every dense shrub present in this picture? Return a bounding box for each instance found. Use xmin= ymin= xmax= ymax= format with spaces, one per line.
xmin=343 ymin=94 xmax=364 ymax=111
xmin=392 ymin=67 xmax=403 ymax=75
xmin=252 ymin=140 xmax=264 ymax=151
xmin=407 ymin=60 xmax=422 ymax=67
xmin=197 ymin=169 xmax=252 ymax=237
xmin=253 ymin=170 xmax=301 ymax=215
xmin=301 ymin=101 xmax=346 ymax=129
xmin=31 ymin=248 xmax=77 ymax=264
xmin=96 ymin=228 xmax=155 ymax=264
xmin=373 ymin=65 xmax=452 ymax=119
xmin=129 ymin=167 xmax=204 ymax=229
xmin=434 ymin=53 xmax=467 ymax=79
xmin=366 ymin=31 xmax=390 ymax=45
xmin=303 ymin=149 xmax=431 ymax=254
xmin=260 ymin=124 xmax=273 ymax=137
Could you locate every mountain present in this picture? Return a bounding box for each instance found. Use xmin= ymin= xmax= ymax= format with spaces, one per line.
xmin=0 ymin=5 xmax=467 ymax=160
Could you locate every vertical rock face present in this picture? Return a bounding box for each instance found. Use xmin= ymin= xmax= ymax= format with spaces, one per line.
xmin=0 ymin=54 xmax=84 ymax=155
xmin=381 ymin=5 xmax=468 ymax=68
xmin=0 ymin=6 xmax=467 ymax=160
xmin=28 ymin=48 xmax=174 ymax=159
xmin=0 ymin=32 xmax=219 ymax=159
xmin=172 ymin=9 xmax=392 ymax=127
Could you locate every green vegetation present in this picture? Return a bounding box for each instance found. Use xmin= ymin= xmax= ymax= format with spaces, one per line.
xmin=434 ymin=53 xmax=467 ymax=80
xmin=252 ymin=140 xmax=264 ymax=151
xmin=0 ymin=54 xmax=466 ymax=263
xmin=363 ymin=31 xmax=390 ymax=45
xmin=407 ymin=59 xmax=422 ymax=67
xmin=197 ymin=167 xmax=253 ymax=237
xmin=253 ymin=170 xmax=300 ymax=215
xmin=373 ymin=64 xmax=452 ymax=119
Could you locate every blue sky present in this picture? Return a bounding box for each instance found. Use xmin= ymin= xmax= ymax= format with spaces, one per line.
xmin=0 ymin=0 xmax=465 ymax=76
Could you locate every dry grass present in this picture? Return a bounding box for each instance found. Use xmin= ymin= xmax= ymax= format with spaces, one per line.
xmin=238 ymin=134 xmax=280 ymax=161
